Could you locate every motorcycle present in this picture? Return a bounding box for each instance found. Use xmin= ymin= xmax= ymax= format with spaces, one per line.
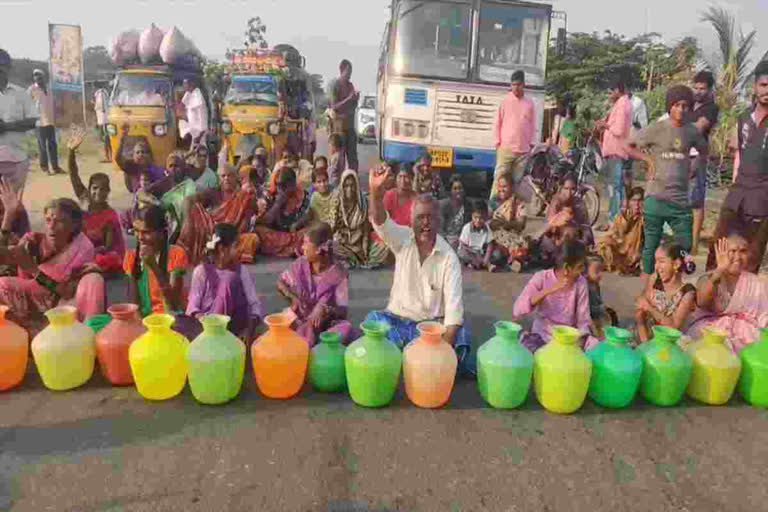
xmin=521 ymin=137 xmax=602 ymax=226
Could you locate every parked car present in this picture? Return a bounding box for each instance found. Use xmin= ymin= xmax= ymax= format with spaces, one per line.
xmin=357 ymin=94 xmax=377 ymax=143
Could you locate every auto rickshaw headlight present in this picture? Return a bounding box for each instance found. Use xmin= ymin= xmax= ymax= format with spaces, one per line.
xmin=267 ymin=121 xmax=282 ymax=136
xmin=221 ymin=120 xmax=232 ymax=135
xmin=106 ymin=124 xmax=117 ymax=137
xmin=153 ymin=123 xmax=167 ymax=136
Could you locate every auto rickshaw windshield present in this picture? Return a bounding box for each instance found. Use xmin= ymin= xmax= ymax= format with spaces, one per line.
xmin=112 ymin=75 xmax=172 ymax=106
xmin=224 ymin=75 xmax=279 ymax=106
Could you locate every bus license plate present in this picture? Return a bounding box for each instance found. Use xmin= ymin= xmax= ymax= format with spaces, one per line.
xmin=428 ymin=147 xmax=453 ymax=168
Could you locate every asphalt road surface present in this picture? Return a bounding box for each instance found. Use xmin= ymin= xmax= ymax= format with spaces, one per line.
xmin=2 ymin=133 xmax=765 ymax=512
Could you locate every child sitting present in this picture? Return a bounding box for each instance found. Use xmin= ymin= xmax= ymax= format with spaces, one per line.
xmin=585 ymin=254 xmax=617 ymax=339
xmin=309 ymin=166 xmax=334 ymax=227
xmin=186 ymin=223 xmax=264 ymax=343
xmin=513 ymin=241 xmax=598 ymax=352
xmin=67 ymin=131 xmax=126 ymax=273
xmin=458 ymin=199 xmax=494 ymax=271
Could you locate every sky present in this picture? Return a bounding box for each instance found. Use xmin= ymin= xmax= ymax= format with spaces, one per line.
xmin=1 ymin=0 xmax=768 ymax=93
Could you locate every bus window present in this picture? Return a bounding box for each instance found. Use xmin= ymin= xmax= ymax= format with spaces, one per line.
xmin=392 ymin=0 xmax=472 ymax=80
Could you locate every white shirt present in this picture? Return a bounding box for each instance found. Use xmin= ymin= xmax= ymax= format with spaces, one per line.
xmin=181 ymin=88 xmax=207 ymax=138
xmin=373 ymin=214 xmax=464 ymax=327
xmin=459 ymin=222 xmax=493 ymax=252
xmin=630 ymin=95 xmax=648 ymax=138
xmin=27 ymin=83 xmax=54 ymax=127
xmin=94 ymin=89 xmax=107 ymax=125
xmin=0 ymin=83 xmax=38 ymax=163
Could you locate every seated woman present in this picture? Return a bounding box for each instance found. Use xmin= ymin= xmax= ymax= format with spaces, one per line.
xmin=0 ymin=197 xmax=105 ymax=333
xmin=439 ymin=175 xmax=471 ymax=249
xmin=635 ymin=243 xmax=697 ymax=343
xmin=124 ymin=205 xmax=200 ymax=340
xmin=251 ymin=167 xmax=310 ymax=258
xmin=538 ymin=174 xmax=594 ymax=262
xmin=597 ymin=187 xmax=645 ymax=275
xmin=187 ymin=223 xmax=263 ymax=343
xmin=67 ymin=132 xmax=126 ymax=273
xmin=178 ymin=164 xmax=263 ymax=265
xmin=277 ymin=222 xmax=355 ymax=347
xmin=309 ymin=166 xmax=334 ymax=227
xmin=685 ymin=234 xmax=768 ymax=353
xmin=413 ymin=153 xmax=445 ymax=200
xmin=330 ymin=170 xmax=390 ymax=269
xmin=115 ymin=124 xmax=167 ymax=192
xmin=488 ymin=171 xmax=529 ymax=271
xmin=383 ymin=163 xmax=416 ymax=227
xmin=512 ymin=241 xmax=596 ymax=352
xmin=184 ymin=144 xmax=218 ymax=192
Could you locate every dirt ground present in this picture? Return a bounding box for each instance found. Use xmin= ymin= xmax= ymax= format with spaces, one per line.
xmin=1 ymin=133 xmax=761 ymax=512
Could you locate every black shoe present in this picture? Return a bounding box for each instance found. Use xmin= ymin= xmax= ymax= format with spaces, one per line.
xmin=52 ymin=166 xmax=65 ymax=174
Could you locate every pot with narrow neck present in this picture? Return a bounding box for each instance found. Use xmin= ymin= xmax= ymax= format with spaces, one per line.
xmin=251 ymin=313 xmax=309 ymax=399
xmin=586 ymin=326 xmax=642 ymax=408
xmin=188 ymin=314 xmax=246 ymax=405
xmin=96 ymin=304 xmax=146 ymax=386
xmin=533 ymin=325 xmax=592 ymax=414
xmin=345 ymin=320 xmax=401 ymax=407
xmin=403 ymin=322 xmax=457 ymax=408
xmin=477 ymin=321 xmax=533 ymax=409
xmin=32 ymin=306 xmax=95 ymax=391
xmin=308 ymin=331 xmax=347 ymax=392
xmin=686 ymin=328 xmax=741 ymax=405
xmin=637 ymin=326 xmax=692 ymax=406
xmin=0 ymin=306 xmax=30 ymax=391
xmin=129 ymin=314 xmax=189 ymax=400
xmin=739 ymin=328 xmax=768 ymax=407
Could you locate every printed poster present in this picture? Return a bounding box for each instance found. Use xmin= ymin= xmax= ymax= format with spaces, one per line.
xmin=48 ymin=24 xmax=85 ymax=127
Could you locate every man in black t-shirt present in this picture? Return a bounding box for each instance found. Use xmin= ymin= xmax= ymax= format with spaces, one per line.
xmin=685 ymin=71 xmax=719 ymax=255
xmin=707 ymin=62 xmax=768 ymax=272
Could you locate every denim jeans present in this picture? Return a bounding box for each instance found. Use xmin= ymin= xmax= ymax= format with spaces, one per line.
xmin=604 ymin=158 xmax=625 ymax=221
xmin=36 ymin=125 xmax=58 ymax=169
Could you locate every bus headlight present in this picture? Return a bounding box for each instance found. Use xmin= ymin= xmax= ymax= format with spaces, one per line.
xmin=393 ymin=118 xmax=428 ymax=139
xmin=221 ymin=120 xmax=232 ymax=135
xmin=153 ymin=123 xmax=167 ymax=136
xmin=106 ymin=124 xmax=117 ymax=137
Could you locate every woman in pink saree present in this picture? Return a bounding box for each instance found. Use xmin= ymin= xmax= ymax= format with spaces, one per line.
xmin=685 ymin=234 xmax=768 ymax=353
xmin=276 ymin=223 xmax=356 ymax=347
xmin=0 ymin=197 xmax=104 ymax=333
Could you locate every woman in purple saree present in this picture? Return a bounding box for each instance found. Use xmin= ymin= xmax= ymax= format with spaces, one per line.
xmin=277 ymin=222 xmax=356 ymax=346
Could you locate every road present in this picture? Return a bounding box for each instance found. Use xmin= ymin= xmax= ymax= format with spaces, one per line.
xmin=1 ymin=133 xmax=763 ymax=512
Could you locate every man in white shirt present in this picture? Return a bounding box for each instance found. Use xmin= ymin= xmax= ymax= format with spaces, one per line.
xmin=0 ymin=50 xmax=38 ymax=190
xmin=93 ymin=86 xmax=112 ymax=162
xmin=624 ymin=93 xmax=649 ymax=205
xmin=179 ymin=78 xmax=207 ymax=148
xmin=28 ymin=68 xmax=61 ymax=175
xmin=366 ymin=164 xmax=474 ymax=376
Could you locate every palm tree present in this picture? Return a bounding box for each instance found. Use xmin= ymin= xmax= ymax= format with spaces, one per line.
xmin=700 ymin=6 xmax=756 ymax=102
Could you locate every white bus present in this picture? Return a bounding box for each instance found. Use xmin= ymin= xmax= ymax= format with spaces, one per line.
xmin=377 ymin=0 xmax=552 ymax=180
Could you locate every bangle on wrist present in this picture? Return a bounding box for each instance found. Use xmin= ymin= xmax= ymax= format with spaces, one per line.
xmin=34 ymin=271 xmax=60 ymax=297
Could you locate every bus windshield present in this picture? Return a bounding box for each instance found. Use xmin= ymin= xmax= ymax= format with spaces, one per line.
xmin=476 ymin=3 xmax=549 ymax=86
xmin=112 ymin=75 xmax=172 ymax=107
xmin=392 ymin=0 xmax=472 ymax=80
xmin=225 ymin=75 xmax=279 ymax=106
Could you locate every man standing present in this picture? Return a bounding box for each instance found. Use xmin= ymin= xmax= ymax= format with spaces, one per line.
xmin=686 ymin=71 xmax=719 ymax=255
xmin=179 ymin=78 xmax=208 ymax=148
xmin=597 ymin=80 xmax=632 ymax=224
xmin=492 ymin=70 xmax=535 ymax=198
xmin=365 ymin=164 xmax=474 ymax=376
xmin=0 ymin=50 xmax=38 ymax=190
xmin=93 ymin=84 xmax=112 ymax=163
xmin=327 ymin=59 xmax=359 ymax=171
xmin=28 ymin=69 xmax=61 ymax=175
xmin=706 ymin=62 xmax=768 ymax=273
xmin=624 ymin=92 xmax=649 ymax=205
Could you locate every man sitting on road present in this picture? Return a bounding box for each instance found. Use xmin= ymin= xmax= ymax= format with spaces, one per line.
xmin=364 ymin=164 xmax=474 ymax=377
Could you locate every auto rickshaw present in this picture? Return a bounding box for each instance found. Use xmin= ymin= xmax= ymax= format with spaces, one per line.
xmin=106 ymin=65 xmax=215 ymax=188
xmin=218 ymin=46 xmax=315 ymax=168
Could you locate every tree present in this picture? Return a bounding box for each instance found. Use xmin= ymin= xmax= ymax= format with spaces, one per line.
xmin=203 ymin=59 xmax=228 ymax=99
xmin=83 ymin=45 xmax=116 ymax=81
xmin=701 ymin=6 xmax=756 ymax=99
xmin=244 ymin=17 xmax=268 ymax=50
